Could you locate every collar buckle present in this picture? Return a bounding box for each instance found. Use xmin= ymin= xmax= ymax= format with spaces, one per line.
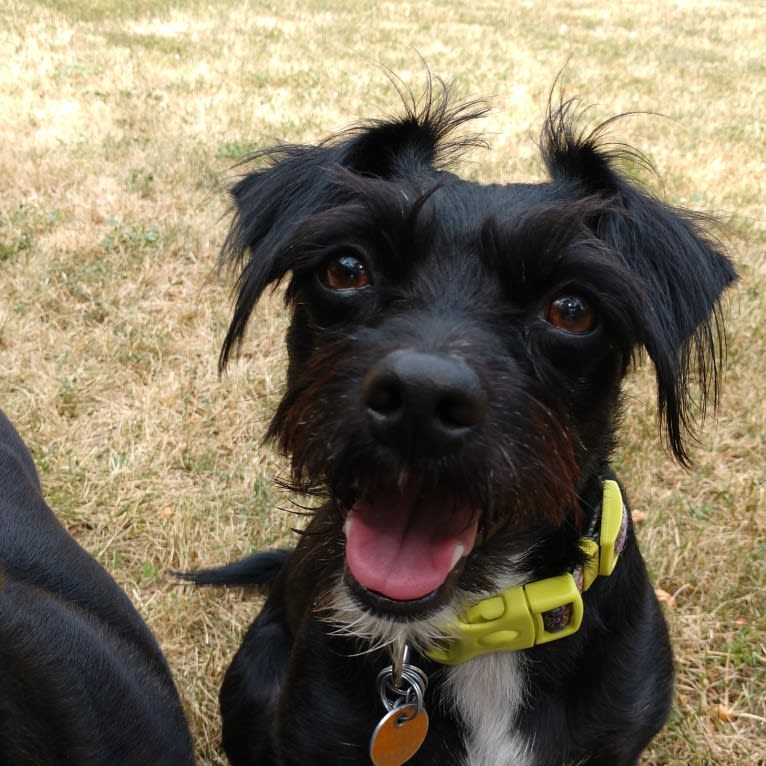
xmin=427 ymin=573 xmax=584 ymax=664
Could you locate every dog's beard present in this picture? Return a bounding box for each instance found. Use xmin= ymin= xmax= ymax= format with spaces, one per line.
xmin=319 ymin=574 xmax=456 ymax=656
xmin=284 ymin=426 xmax=578 ymax=624
xmin=318 ymin=552 xmax=529 ymax=657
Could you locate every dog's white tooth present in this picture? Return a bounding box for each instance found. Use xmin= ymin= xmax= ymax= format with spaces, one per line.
xmin=343 ymin=517 xmax=353 ymax=538
xmin=450 ymin=543 xmax=465 ymax=570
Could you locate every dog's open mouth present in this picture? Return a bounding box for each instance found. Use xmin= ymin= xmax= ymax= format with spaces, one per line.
xmin=342 ymin=481 xmax=480 ymax=615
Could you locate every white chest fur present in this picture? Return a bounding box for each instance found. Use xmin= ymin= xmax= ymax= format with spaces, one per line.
xmin=443 ymin=653 xmax=532 ymax=766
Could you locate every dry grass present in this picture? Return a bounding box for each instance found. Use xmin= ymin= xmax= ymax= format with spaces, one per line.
xmin=1 ymin=1 xmax=764 ymax=763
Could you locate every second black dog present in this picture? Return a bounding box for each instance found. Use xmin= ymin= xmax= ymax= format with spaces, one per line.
xmin=0 ymin=410 xmax=196 ymax=765
xmin=189 ymin=84 xmax=735 ymax=765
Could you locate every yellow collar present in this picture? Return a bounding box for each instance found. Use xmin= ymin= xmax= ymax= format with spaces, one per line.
xmin=427 ymin=480 xmax=627 ymax=665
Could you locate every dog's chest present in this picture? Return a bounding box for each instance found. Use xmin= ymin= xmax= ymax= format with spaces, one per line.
xmin=442 ymin=653 xmax=532 ymax=766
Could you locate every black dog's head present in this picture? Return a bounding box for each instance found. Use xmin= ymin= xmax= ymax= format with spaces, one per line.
xmin=218 ymin=84 xmax=735 ymax=627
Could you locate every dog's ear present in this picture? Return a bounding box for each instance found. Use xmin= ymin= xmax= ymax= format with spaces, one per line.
xmin=218 ymin=84 xmax=488 ymax=371
xmin=542 ymin=101 xmax=737 ymax=465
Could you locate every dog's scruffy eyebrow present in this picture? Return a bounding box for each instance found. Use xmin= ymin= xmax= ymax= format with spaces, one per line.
xmin=479 ymin=207 xmax=649 ymax=343
xmin=277 ymin=173 xmax=445 ymax=285
xmin=478 ymin=196 xmax=611 ymax=280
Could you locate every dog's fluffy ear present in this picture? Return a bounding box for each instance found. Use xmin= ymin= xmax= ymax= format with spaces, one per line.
xmin=542 ymin=100 xmax=737 ymax=465
xmin=218 ymin=84 xmax=488 ymax=371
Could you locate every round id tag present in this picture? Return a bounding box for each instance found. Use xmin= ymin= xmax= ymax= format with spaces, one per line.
xmin=369 ymin=703 xmax=429 ymax=766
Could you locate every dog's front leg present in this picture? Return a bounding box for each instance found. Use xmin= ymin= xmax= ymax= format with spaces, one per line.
xmin=217 ymin=553 xmax=397 ymax=766
xmin=270 ymin=622 xmax=388 ymax=765
xmin=220 ymin=598 xmax=292 ymax=765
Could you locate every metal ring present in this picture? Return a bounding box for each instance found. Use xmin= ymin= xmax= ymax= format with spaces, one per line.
xmin=376 ymin=663 xmax=428 ymax=714
xmin=376 ymin=667 xmax=399 ymax=712
xmin=400 ymin=664 xmax=428 ymax=694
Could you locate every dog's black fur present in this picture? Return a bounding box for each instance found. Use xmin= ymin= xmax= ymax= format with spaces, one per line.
xmin=188 ymin=84 xmax=735 ymax=765
xmin=0 ymin=410 xmax=196 ymax=765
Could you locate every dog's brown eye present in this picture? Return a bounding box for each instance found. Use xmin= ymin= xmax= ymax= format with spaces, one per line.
xmin=545 ymin=295 xmax=597 ymax=334
xmin=322 ymin=254 xmax=372 ymax=291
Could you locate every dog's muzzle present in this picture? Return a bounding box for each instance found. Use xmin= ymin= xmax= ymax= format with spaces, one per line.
xmin=339 ymin=350 xmax=487 ymax=615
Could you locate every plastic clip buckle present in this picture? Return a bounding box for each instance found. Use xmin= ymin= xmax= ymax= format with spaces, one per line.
xmin=427 ymin=573 xmax=583 ymax=664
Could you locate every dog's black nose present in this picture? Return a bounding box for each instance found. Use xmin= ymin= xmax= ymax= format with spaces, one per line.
xmin=362 ymin=350 xmax=486 ymax=455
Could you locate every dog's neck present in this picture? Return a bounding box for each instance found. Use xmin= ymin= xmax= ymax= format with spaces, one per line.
xmin=428 ymin=480 xmax=629 ymax=664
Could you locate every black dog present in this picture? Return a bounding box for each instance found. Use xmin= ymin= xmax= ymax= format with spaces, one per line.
xmin=0 ymin=410 xmax=195 ymax=765
xmin=188 ymin=84 xmax=735 ymax=765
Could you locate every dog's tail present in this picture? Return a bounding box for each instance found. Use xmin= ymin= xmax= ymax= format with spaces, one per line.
xmin=176 ymin=548 xmax=290 ymax=587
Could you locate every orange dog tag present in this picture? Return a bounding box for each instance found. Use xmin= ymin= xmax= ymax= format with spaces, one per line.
xmin=369 ymin=704 xmax=429 ymax=766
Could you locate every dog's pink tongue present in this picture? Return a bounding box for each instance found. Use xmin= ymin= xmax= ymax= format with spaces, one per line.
xmin=344 ymin=485 xmax=479 ymax=601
